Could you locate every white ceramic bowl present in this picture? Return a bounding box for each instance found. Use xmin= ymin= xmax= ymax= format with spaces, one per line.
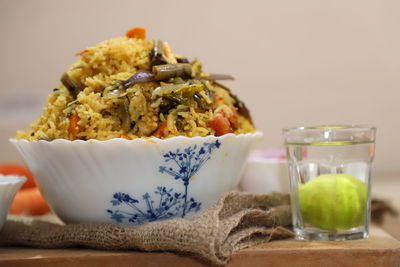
xmin=10 ymin=132 xmax=262 ymax=225
xmin=0 ymin=175 xmax=26 ymax=231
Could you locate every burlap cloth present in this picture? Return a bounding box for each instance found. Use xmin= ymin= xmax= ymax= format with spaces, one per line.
xmin=0 ymin=192 xmax=293 ymax=265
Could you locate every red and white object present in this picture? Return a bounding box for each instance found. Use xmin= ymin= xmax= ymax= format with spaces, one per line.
xmin=239 ymin=149 xmax=290 ymax=194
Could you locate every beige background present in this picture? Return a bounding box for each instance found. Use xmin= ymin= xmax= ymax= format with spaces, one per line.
xmin=0 ymin=0 xmax=399 ymax=176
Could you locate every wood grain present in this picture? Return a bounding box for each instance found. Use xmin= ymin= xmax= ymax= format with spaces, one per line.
xmin=0 ymin=227 xmax=398 ymax=267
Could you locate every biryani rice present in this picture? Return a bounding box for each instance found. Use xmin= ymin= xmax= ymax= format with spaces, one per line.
xmin=16 ymin=34 xmax=255 ymax=141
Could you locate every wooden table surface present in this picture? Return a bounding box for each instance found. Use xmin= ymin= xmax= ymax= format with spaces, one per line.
xmin=0 ymin=227 xmax=399 ymax=267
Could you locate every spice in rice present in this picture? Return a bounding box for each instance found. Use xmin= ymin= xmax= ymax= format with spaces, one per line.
xmin=16 ymin=27 xmax=255 ymax=141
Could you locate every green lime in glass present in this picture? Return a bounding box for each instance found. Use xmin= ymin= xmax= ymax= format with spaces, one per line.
xmin=283 ymin=125 xmax=375 ymax=241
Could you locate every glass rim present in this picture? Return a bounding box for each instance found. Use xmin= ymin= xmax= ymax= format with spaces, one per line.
xmin=283 ymin=124 xmax=376 ymax=133
xmin=283 ymin=124 xmax=376 ymax=145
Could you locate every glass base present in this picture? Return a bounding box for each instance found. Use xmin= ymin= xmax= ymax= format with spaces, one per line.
xmin=294 ymin=226 xmax=369 ymax=241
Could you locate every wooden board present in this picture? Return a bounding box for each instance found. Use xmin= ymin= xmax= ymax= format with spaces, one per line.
xmin=0 ymin=227 xmax=399 ymax=267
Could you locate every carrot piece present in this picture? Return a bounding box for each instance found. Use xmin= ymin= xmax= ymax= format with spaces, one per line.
xmin=9 ymin=187 xmax=51 ymax=216
xmin=153 ymin=122 xmax=167 ymax=138
xmin=228 ymin=113 xmax=239 ymax=131
xmin=120 ymin=134 xmax=132 ymax=140
xmin=215 ymin=95 xmax=223 ymax=101
xmin=126 ymin=27 xmax=146 ymax=40
xmin=195 ymin=107 xmax=205 ymax=113
xmin=75 ymin=49 xmax=88 ymax=56
xmin=68 ymin=111 xmax=80 ymax=140
xmin=208 ymin=117 xmax=232 ymax=136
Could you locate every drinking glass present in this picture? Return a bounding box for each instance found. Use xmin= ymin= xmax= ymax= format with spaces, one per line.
xmin=283 ymin=125 xmax=376 ymax=241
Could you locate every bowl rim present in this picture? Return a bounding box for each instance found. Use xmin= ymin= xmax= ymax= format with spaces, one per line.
xmin=0 ymin=175 xmax=27 ymax=185
xmin=10 ymin=131 xmax=263 ymax=144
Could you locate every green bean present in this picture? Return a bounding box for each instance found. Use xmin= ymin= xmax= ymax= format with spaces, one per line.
xmin=152 ymin=63 xmax=192 ymax=81
xmin=198 ymin=73 xmax=234 ymax=81
xmin=122 ymin=70 xmax=155 ymax=88
xmin=150 ymin=40 xmax=168 ymax=66
xmin=119 ymin=96 xmax=131 ymax=133
xmin=176 ymin=57 xmax=189 ymax=63
xmin=152 ymin=83 xmax=203 ymax=98
xmin=60 ymin=72 xmax=82 ymax=99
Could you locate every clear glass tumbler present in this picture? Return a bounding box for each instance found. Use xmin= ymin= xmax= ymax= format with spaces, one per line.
xmin=283 ymin=125 xmax=376 ymax=241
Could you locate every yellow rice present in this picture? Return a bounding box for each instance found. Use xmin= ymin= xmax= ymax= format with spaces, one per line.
xmin=16 ymin=36 xmax=255 ymax=141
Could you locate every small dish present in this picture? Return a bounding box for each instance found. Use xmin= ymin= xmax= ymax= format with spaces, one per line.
xmin=0 ymin=175 xmax=26 ymax=231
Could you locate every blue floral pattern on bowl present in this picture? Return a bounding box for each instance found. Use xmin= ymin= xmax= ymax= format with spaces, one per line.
xmin=107 ymin=140 xmax=221 ymax=225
